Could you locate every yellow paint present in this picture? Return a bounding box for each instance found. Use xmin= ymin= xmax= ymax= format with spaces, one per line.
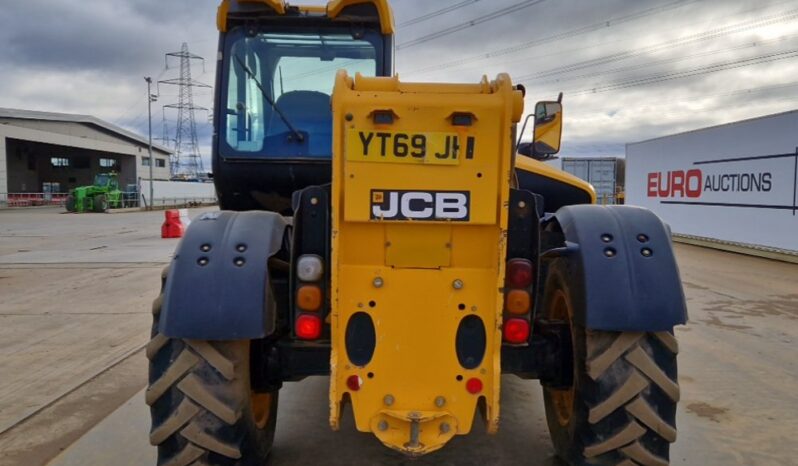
xmin=327 ymin=0 xmax=396 ymax=34
xmin=216 ymin=0 xmax=231 ymax=32
xmin=217 ymin=0 xmax=395 ymax=34
xmin=330 ymin=71 xmax=523 ymax=455
xmin=533 ymin=103 xmax=563 ymax=154
xmin=515 ymin=155 xmax=597 ymax=203
xmin=345 ymin=128 xmax=463 ymax=166
xmin=237 ymin=0 xmax=286 ymax=13
xmin=385 ymin=224 xmax=451 ymax=268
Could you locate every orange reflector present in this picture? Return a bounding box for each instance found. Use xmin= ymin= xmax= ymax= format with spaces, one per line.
xmin=466 ymin=377 xmax=483 ymax=394
xmin=503 ymin=318 xmax=530 ymax=344
xmin=297 ymin=285 xmax=322 ymax=312
xmin=296 ymin=314 xmax=322 ymax=340
xmin=505 ymin=289 xmax=531 ymax=315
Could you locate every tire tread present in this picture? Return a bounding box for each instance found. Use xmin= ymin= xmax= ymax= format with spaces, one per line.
xmin=148 ymin=283 xmax=277 ymax=465
xmin=582 ymin=332 xmax=680 ymax=464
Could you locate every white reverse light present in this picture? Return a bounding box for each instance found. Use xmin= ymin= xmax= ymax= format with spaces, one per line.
xmin=297 ymin=255 xmax=324 ymax=282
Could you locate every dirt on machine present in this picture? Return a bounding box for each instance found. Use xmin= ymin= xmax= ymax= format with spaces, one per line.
xmin=146 ymin=1 xmax=687 ymax=465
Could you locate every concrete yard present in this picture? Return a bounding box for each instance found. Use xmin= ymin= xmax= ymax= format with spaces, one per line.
xmin=0 ymin=207 xmax=796 ymax=466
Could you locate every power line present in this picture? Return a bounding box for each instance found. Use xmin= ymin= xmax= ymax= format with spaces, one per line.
xmin=523 ymin=31 xmax=798 ymax=86
xmin=396 ymin=0 xmax=547 ymax=50
xmin=559 ymin=81 xmax=798 ymax=121
xmin=398 ymin=0 xmax=482 ymax=28
xmin=111 ymin=66 xmax=169 ymax=124
xmin=561 ymin=49 xmax=798 ymax=95
xmin=415 ymin=0 xmax=798 ymax=80
xmin=517 ymin=8 xmax=798 ymax=82
xmin=404 ymin=0 xmax=702 ymax=74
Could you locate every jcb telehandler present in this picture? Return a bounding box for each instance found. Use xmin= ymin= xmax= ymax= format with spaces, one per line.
xmin=147 ymin=1 xmax=687 ymax=465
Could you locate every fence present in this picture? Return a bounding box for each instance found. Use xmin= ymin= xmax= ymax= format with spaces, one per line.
xmin=143 ymin=196 xmax=218 ymax=210
xmin=0 ymin=193 xmax=68 ymax=208
xmin=1 ymin=192 xmax=217 ymax=210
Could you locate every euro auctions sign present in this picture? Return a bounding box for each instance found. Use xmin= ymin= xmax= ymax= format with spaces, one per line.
xmin=647 ymin=159 xmax=782 ymax=206
xmin=626 ymin=111 xmax=798 ymax=252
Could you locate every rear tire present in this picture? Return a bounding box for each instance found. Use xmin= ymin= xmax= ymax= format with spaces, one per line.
xmin=65 ymin=195 xmax=76 ymax=212
xmin=94 ymin=195 xmax=109 ymax=213
xmin=147 ymin=268 xmax=278 ymax=466
xmin=541 ymin=259 xmax=679 ymax=466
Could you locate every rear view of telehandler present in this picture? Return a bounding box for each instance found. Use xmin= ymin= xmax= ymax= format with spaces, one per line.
xmin=146 ymin=1 xmax=687 ymax=465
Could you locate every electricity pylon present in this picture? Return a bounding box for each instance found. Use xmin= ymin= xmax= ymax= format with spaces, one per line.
xmin=159 ymin=43 xmax=211 ymax=179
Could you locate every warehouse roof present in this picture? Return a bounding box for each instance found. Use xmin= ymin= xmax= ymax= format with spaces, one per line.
xmin=0 ymin=107 xmax=172 ymax=155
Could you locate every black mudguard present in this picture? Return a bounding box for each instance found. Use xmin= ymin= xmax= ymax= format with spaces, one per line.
xmin=160 ymin=211 xmax=288 ymax=340
xmin=550 ymin=205 xmax=687 ymax=332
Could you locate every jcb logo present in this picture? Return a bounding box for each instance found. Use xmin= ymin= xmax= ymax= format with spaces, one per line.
xmin=370 ymin=190 xmax=470 ymax=221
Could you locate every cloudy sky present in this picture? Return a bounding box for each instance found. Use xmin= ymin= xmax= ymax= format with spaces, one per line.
xmin=1 ymin=0 xmax=797 ymax=166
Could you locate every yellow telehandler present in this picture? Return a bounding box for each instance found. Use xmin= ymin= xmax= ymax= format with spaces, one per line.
xmin=147 ymin=1 xmax=686 ymax=464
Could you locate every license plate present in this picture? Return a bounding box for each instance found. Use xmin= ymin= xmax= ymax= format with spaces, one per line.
xmin=346 ymin=129 xmax=475 ymax=165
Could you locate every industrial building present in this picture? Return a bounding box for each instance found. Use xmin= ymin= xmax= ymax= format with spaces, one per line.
xmin=626 ymin=109 xmax=798 ymax=254
xmin=0 ymin=108 xmax=172 ymax=196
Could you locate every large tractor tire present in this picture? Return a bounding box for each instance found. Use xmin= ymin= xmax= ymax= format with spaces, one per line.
xmin=65 ymin=195 xmax=76 ymax=212
xmin=93 ymin=195 xmax=109 ymax=213
xmin=541 ymin=259 xmax=679 ymax=466
xmin=147 ymin=267 xmax=278 ymax=466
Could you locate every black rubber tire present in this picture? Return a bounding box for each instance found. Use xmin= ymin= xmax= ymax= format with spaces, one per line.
xmin=94 ymin=195 xmax=108 ymax=213
xmin=541 ymin=259 xmax=680 ymax=466
xmin=65 ymin=195 xmax=76 ymax=212
xmin=147 ymin=267 xmax=278 ymax=466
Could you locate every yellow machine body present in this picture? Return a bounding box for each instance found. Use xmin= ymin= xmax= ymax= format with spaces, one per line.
xmin=516 ymin=155 xmax=597 ymax=203
xmin=217 ymin=0 xmax=396 ymax=34
xmin=329 ymin=71 xmax=524 ymax=455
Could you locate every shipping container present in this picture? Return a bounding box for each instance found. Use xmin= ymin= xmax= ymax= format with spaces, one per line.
xmin=626 ymin=109 xmax=798 ymax=253
xmin=561 ymin=157 xmax=625 ymax=204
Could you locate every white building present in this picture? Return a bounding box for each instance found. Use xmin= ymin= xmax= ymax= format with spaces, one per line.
xmin=0 ymin=107 xmax=172 ymax=195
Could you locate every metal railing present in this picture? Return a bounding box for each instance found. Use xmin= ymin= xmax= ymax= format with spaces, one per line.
xmin=144 ymin=197 xmax=218 ymax=210
xmin=1 ymin=193 xmax=217 ymax=210
xmin=0 ymin=193 xmax=68 ymax=208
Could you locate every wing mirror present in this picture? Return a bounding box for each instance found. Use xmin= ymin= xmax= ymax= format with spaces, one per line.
xmin=517 ymin=93 xmax=563 ymax=160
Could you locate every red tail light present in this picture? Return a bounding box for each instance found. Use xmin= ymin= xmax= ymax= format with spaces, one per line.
xmin=466 ymin=377 xmax=483 ymax=394
xmin=296 ymin=314 xmax=322 ymax=340
xmin=507 ymin=259 xmax=534 ymax=288
xmin=347 ymin=375 xmax=362 ymax=391
xmin=503 ymin=318 xmax=530 ymax=344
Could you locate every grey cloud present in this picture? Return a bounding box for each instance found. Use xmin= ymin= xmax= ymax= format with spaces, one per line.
xmin=1 ymin=0 xmax=796 ymax=164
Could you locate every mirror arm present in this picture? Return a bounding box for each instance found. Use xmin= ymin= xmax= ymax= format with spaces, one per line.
xmin=557 ymin=92 xmax=563 ymax=104
xmin=516 ymin=113 xmax=534 ymax=148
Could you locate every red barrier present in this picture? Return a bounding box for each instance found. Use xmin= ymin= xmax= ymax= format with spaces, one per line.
xmin=162 ymin=210 xmax=186 ymax=239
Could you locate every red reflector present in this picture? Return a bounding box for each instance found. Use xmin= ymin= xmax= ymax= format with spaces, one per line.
xmin=503 ymin=318 xmax=530 ymax=344
xmin=466 ymin=377 xmax=483 ymax=394
xmin=346 ymin=375 xmax=362 ymax=391
xmin=295 ymin=314 xmax=322 ymax=340
xmin=507 ymin=259 xmax=534 ymax=288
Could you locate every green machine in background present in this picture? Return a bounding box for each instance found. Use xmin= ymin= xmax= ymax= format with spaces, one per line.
xmin=65 ymin=173 xmax=123 ymax=213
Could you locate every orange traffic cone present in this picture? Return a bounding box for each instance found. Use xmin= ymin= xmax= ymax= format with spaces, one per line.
xmin=162 ymin=210 xmax=186 ymax=239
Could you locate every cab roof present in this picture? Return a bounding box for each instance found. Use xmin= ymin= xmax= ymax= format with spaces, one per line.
xmin=217 ymin=0 xmax=395 ymax=34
